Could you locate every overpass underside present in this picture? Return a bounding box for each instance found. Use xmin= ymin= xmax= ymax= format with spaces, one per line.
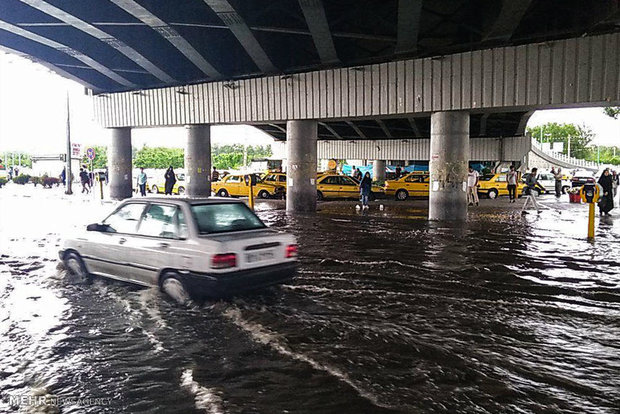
xmin=92 ymin=33 xmax=619 ymax=220
xmin=1 ymin=0 xmax=619 ymax=219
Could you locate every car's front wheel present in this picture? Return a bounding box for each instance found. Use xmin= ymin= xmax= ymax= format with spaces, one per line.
xmin=396 ymin=189 xmax=408 ymax=201
xmin=151 ymin=185 xmax=159 ymax=194
xmin=488 ymin=189 xmax=498 ymax=199
xmin=317 ymin=191 xmax=324 ymax=201
xmin=177 ymin=186 xmax=185 ymax=195
xmin=217 ymin=189 xmax=229 ymax=197
xmin=258 ymin=190 xmax=270 ymax=199
xmin=160 ymin=272 xmax=191 ymax=306
xmin=64 ymin=252 xmax=89 ymax=281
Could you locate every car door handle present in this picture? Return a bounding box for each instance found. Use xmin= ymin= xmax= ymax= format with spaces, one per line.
xmin=158 ymin=242 xmax=170 ymax=249
xmin=118 ymin=237 xmax=127 ymax=245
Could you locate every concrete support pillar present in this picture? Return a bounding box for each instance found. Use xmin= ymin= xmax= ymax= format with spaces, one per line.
xmin=373 ymin=160 xmax=386 ymax=182
xmin=108 ymin=127 xmax=132 ymax=200
xmin=286 ymin=120 xmax=317 ymax=212
xmin=185 ymin=124 xmax=211 ymax=197
xmin=429 ymin=111 xmax=469 ymax=221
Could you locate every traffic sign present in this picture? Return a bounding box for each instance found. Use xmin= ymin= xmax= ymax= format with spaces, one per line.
xmin=86 ymin=147 xmax=96 ymax=160
xmin=72 ymin=143 xmax=82 ymax=156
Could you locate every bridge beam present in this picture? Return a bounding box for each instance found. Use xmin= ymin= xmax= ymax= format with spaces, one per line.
xmin=185 ymin=125 xmax=212 ymax=197
xmin=395 ymin=0 xmax=423 ymax=54
xmin=298 ymin=0 xmax=339 ymax=65
xmin=429 ymin=112 xmax=469 ymax=221
xmin=204 ymin=0 xmax=277 ymax=74
xmin=286 ymin=120 xmax=317 ymax=212
xmin=108 ymin=127 xmax=133 ymax=200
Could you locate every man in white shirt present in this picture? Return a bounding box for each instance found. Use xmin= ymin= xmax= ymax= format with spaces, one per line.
xmin=467 ymin=167 xmax=479 ymax=206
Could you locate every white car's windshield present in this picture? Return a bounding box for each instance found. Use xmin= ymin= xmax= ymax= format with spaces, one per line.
xmin=191 ymin=203 xmax=266 ymax=234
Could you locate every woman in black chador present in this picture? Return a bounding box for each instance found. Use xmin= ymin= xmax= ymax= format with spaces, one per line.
xmin=598 ymin=169 xmax=614 ymax=216
xmin=164 ymin=166 xmax=176 ymax=195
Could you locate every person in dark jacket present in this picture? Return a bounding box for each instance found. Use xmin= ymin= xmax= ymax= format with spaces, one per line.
xmin=164 ymin=166 xmax=176 ymax=195
xmin=597 ymin=169 xmax=614 ymax=215
xmin=359 ymin=172 xmax=372 ymax=210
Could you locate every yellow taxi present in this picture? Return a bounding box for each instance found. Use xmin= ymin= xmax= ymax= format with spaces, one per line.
xmin=477 ymin=173 xmax=527 ymax=199
xmin=316 ymin=174 xmax=384 ymax=200
xmin=261 ymin=172 xmax=287 ymax=187
xmin=150 ymin=175 xmax=186 ymax=195
xmin=212 ymin=174 xmax=285 ymax=199
xmin=384 ymin=172 xmax=429 ymax=200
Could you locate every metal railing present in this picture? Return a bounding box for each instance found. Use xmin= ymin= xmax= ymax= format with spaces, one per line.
xmin=531 ymin=138 xmax=599 ymax=169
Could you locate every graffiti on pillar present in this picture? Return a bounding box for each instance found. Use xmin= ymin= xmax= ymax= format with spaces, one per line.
xmin=431 ymin=161 xmax=467 ymax=191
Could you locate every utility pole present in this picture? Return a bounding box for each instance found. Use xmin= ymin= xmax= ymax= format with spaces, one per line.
xmin=65 ymin=93 xmax=73 ymax=195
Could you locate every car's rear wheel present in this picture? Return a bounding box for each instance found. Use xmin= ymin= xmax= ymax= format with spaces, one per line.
xmin=369 ymin=192 xmax=376 ymax=201
xmin=160 ymin=272 xmax=191 ymax=306
xmin=217 ymin=189 xmax=229 ymax=197
xmin=64 ymin=252 xmax=89 ymax=281
xmin=396 ymin=189 xmax=408 ymax=201
xmin=317 ymin=191 xmax=324 ymax=201
xmin=151 ymin=185 xmax=159 ymax=194
xmin=177 ymin=186 xmax=185 ymax=195
xmin=488 ymin=189 xmax=498 ymax=199
xmin=258 ymin=190 xmax=270 ymax=199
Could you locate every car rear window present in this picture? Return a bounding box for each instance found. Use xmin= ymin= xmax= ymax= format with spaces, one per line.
xmin=191 ymin=203 xmax=266 ymax=234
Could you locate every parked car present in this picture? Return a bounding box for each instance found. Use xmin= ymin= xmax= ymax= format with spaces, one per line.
xmin=571 ymin=170 xmax=596 ymax=188
xmin=477 ymin=173 xmax=528 ymax=198
xmin=150 ymin=174 xmax=186 ymax=195
xmin=522 ymin=171 xmax=570 ymax=194
xmin=384 ymin=172 xmax=429 ymax=200
xmin=212 ymin=174 xmax=285 ymax=198
xmin=59 ymin=198 xmax=298 ymax=302
xmin=261 ymin=172 xmax=287 ymax=187
xmin=316 ymin=173 xmax=384 ymax=200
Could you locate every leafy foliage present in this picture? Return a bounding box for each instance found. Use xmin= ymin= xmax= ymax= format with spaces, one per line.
xmin=133 ymin=146 xmax=184 ymax=169
xmin=1 ymin=152 xmax=32 ymax=168
xmin=13 ymin=174 xmax=31 ymax=184
xmin=528 ymin=122 xmax=620 ymax=165
xmin=212 ymin=144 xmax=272 ymax=170
xmin=603 ymin=107 xmax=620 ymax=119
xmin=527 ymin=122 xmax=593 ymax=159
xmin=0 ymin=177 xmax=7 ymax=187
xmin=81 ymin=145 xmax=108 ymax=169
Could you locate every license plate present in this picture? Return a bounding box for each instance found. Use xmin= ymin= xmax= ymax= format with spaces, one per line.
xmin=245 ymin=249 xmax=275 ymax=263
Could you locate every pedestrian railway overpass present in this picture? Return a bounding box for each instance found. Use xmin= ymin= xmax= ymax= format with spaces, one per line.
xmin=0 ymin=0 xmax=618 ymax=219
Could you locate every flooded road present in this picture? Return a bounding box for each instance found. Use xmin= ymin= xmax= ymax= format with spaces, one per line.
xmin=1 ymin=186 xmax=619 ymax=413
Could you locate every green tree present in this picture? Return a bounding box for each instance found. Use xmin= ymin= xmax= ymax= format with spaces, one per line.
xmin=81 ymin=145 xmax=107 ymax=169
xmin=527 ymin=122 xmax=593 ymax=159
xmin=133 ymin=145 xmax=184 ymax=169
xmin=2 ymin=152 xmax=32 ymax=168
xmin=210 ymin=144 xmax=272 ymax=169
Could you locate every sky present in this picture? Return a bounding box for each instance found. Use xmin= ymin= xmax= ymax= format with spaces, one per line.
xmin=0 ymin=52 xmax=618 ymax=156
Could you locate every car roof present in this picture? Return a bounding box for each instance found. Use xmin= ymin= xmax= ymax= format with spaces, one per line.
xmin=119 ymin=197 xmax=244 ymax=206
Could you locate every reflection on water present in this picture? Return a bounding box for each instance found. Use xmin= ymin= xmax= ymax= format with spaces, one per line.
xmin=1 ymin=190 xmax=619 ymax=413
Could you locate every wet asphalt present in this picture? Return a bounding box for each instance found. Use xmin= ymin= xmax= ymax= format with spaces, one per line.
xmin=1 ymin=184 xmax=619 ymax=413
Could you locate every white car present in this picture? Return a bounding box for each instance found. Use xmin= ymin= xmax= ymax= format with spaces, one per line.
xmin=523 ymin=171 xmax=571 ymax=194
xmin=59 ymin=198 xmax=298 ymax=302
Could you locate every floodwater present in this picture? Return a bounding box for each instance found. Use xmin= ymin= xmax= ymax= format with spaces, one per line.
xmin=1 ymin=185 xmax=619 ymax=413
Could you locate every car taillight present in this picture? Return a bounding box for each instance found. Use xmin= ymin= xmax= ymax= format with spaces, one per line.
xmin=285 ymin=244 xmax=298 ymax=258
xmin=587 ymin=178 xmax=595 ymax=183
xmin=211 ymin=253 xmax=237 ymax=269
xmin=572 ymin=177 xmax=578 ymax=181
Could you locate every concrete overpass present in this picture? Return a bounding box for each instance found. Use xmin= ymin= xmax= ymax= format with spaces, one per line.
xmin=1 ymin=0 xmax=619 ymax=219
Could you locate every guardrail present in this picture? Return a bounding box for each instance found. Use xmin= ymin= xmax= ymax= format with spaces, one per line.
xmin=531 ymin=139 xmax=599 ymax=169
